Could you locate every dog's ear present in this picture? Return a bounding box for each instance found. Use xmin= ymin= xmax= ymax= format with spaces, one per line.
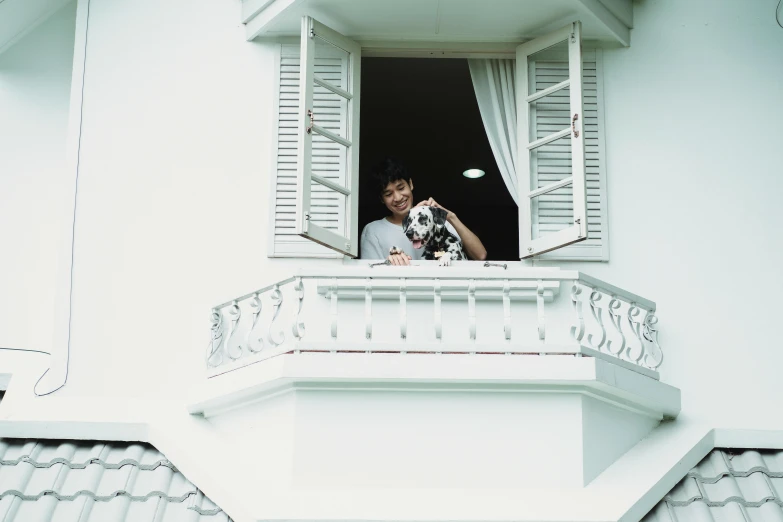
xmin=431 ymin=206 xmax=447 ymax=229
xmin=402 ymin=211 xmax=412 ymax=230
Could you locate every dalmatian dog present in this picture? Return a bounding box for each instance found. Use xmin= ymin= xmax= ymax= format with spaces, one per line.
xmin=389 ymin=206 xmax=467 ymax=266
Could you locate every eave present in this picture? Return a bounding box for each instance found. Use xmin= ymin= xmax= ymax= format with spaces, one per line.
xmin=0 ymin=0 xmax=74 ymax=56
xmin=242 ymin=0 xmax=633 ymax=47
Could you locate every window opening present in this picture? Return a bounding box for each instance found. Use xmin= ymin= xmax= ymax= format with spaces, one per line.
xmin=358 ymin=57 xmax=519 ymax=261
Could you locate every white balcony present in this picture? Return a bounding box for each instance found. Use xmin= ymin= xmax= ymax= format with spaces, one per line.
xmin=190 ymin=262 xmax=680 ymax=490
xmin=204 ymin=262 xmax=663 ymax=377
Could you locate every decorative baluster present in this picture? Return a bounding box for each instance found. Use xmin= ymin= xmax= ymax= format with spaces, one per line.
xmin=606 ymin=298 xmax=626 ymax=357
xmin=587 ymin=290 xmax=607 ymax=351
xmin=503 ymin=279 xmax=511 ymax=342
xmin=226 ymin=301 xmax=243 ymax=360
xmin=537 ymin=280 xmax=546 ymax=341
xmin=364 ymin=278 xmax=372 ymax=341
xmin=569 ymin=283 xmax=585 ymax=344
xmin=399 ymin=278 xmax=407 ymax=341
xmin=246 ymin=293 xmax=264 ymax=353
xmin=268 ymin=285 xmax=285 ymax=347
xmin=643 ymin=312 xmax=663 ymax=370
xmin=468 ymin=279 xmax=476 ymax=343
xmin=292 ymin=277 xmax=305 ymax=341
xmin=434 ymin=279 xmax=442 ymax=342
xmin=207 ymin=309 xmax=224 ymax=367
xmin=330 ymin=278 xmax=338 ymax=342
xmin=625 ymin=304 xmax=645 ymax=363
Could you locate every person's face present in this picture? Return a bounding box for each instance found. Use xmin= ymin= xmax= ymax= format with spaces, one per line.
xmin=382 ymin=178 xmax=414 ymax=219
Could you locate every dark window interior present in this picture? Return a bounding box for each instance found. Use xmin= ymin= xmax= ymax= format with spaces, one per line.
xmin=358 ymin=58 xmax=519 ymax=261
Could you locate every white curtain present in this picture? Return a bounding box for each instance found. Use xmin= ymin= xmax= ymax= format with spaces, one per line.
xmin=468 ymin=59 xmax=519 ymax=205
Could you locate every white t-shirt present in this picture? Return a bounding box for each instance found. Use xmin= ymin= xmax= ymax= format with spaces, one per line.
xmin=360 ymin=217 xmax=461 ymax=260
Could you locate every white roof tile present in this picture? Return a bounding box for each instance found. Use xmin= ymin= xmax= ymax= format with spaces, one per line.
xmin=70 ymin=442 xmax=109 ymax=467
xmin=667 ymin=476 xmax=703 ymax=503
xmin=747 ymin=502 xmax=783 ymax=522
xmin=0 ymin=438 xmax=230 ymax=521
xmin=689 ymin=450 xmax=732 ymax=481
xmin=58 ymin=463 xmax=106 ymax=497
xmin=643 ymin=449 xmax=783 ymax=522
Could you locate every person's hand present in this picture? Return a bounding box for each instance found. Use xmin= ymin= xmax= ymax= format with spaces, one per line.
xmin=416 ymin=197 xmax=455 ymax=222
xmin=387 ymin=247 xmax=412 ymax=266
xmin=387 ymin=252 xmax=411 ymax=266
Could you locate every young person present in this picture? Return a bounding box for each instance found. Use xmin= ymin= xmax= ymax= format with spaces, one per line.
xmin=360 ymin=158 xmax=487 ymax=265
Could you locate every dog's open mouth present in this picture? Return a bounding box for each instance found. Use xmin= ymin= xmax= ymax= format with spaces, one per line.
xmin=411 ymin=239 xmax=424 ymax=249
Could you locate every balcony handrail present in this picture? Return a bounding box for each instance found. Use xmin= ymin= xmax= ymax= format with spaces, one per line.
xmin=213 ymin=266 xmax=655 ymax=312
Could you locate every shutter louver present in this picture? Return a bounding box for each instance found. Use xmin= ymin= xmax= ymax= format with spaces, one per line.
xmin=530 ymin=49 xmax=607 ymax=260
xmin=270 ymin=44 xmax=345 ymax=257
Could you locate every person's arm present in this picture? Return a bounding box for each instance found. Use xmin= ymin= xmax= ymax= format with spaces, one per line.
xmin=417 ymin=198 xmax=487 ymax=261
xmin=448 ymin=214 xmax=487 ymax=261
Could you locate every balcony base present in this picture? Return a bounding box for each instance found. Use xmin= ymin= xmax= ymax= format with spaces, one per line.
xmin=190 ymin=352 xmax=679 ymax=489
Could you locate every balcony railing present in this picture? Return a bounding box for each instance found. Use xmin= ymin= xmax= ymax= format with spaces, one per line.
xmin=206 ymin=264 xmax=662 ymax=379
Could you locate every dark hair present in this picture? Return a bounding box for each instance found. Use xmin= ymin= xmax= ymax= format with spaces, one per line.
xmin=371 ymin=158 xmax=411 ymax=195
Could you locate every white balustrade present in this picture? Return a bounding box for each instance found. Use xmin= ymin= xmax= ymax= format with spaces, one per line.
xmin=292 ymin=277 xmax=305 ymax=341
xmin=434 ymin=279 xmax=442 ymax=342
xmin=502 ymin=280 xmax=511 ymax=342
xmin=468 ymin=279 xmax=476 ymax=342
xmin=329 ymin=278 xmax=338 ymax=341
xmin=364 ymin=278 xmax=372 ymax=341
xmin=206 ymin=266 xmax=663 ymax=379
xmin=536 ymin=280 xmax=546 ymax=341
xmin=247 ymin=293 xmax=264 ymax=353
xmin=399 ymin=278 xmax=407 ymax=341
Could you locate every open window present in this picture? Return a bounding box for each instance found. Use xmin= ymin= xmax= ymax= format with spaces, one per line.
xmin=270 ymin=18 xmax=606 ymax=261
xmin=517 ymin=22 xmax=588 ymax=259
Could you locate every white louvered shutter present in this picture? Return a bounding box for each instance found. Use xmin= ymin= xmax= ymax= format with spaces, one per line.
xmin=269 ymin=19 xmax=360 ymax=258
xmin=517 ymin=22 xmax=589 ymax=259
xmin=527 ymin=47 xmax=607 ymax=260
xmin=293 ymin=16 xmax=360 ymax=257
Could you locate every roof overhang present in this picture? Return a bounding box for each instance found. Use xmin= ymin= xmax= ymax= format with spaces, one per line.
xmin=243 ymin=0 xmax=633 ymax=46
xmin=0 ymin=0 xmax=74 ymax=56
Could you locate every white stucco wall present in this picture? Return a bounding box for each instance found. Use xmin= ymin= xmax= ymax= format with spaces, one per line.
xmin=2 ymin=0 xmax=782 ymax=432
xmin=554 ymin=0 xmax=783 ymax=429
xmin=0 ymin=1 xmax=76 ymax=374
xmin=57 ymin=0 xmax=282 ymax=399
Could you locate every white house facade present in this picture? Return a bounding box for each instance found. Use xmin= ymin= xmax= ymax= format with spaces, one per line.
xmin=1 ymin=0 xmax=783 ymax=521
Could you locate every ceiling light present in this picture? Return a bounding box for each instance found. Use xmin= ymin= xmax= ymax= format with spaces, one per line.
xmin=462 ymin=169 xmax=485 ymax=179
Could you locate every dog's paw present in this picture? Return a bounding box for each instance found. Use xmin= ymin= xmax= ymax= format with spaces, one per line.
xmin=438 ymin=252 xmax=453 ymax=266
xmin=389 ymin=246 xmax=404 ymax=256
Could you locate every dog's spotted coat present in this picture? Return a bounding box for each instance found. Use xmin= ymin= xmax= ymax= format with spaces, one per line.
xmin=389 ymin=206 xmax=467 ymax=266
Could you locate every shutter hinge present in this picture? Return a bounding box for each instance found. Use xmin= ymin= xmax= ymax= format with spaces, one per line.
xmin=571 ymin=113 xmax=579 ymax=138
xmin=575 ymin=218 xmax=583 ymax=237
xmin=306 ymin=110 xmax=314 ymax=134
xmin=303 ymin=212 xmax=310 ymax=234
